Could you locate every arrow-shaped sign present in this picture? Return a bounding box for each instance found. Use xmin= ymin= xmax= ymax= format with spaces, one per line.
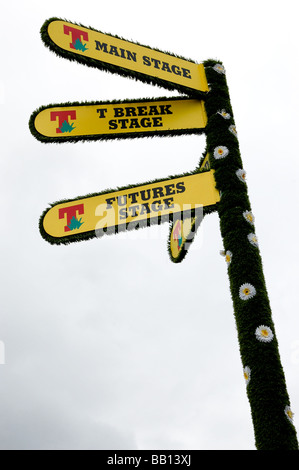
xmin=30 ymin=97 xmax=207 ymax=143
xmin=41 ymin=18 xmax=209 ymax=96
xmin=40 ymin=170 xmax=219 ymax=245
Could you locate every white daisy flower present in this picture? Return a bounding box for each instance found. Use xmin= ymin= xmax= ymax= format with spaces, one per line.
xmin=217 ymin=109 xmax=231 ymax=120
xmin=214 ymin=146 xmax=229 ymax=159
xmin=239 ymin=283 xmax=256 ymax=301
xmin=285 ymin=406 xmax=294 ymax=424
xmin=248 ymin=233 xmax=259 ymax=248
xmin=229 ymin=124 xmax=238 ymax=137
xmin=236 ymin=169 xmax=246 ymax=182
xmin=225 ymin=251 xmax=232 ymax=266
xmin=255 ymin=325 xmax=274 ymax=343
xmin=213 ymin=63 xmax=226 ymax=74
xmin=243 ymin=366 xmax=251 ymax=386
xmin=243 ymin=210 xmax=255 ymax=226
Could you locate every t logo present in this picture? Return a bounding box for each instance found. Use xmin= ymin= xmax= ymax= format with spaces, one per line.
xmin=50 ymin=110 xmax=77 ymax=134
xmin=59 ymin=204 xmax=85 ymax=232
xmin=63 ymin=25 xmax=89 ymax=51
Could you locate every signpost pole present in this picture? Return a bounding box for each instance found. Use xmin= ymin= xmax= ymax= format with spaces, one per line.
xmin=32 ymin=17 xmax=298 ymax=449
xmin=203 ymin=59 xmax=298 ymax=449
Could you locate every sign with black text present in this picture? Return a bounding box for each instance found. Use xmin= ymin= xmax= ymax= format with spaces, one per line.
xmin=30 ymin=97 xmax=207 ymax=143
xmin=168 ymin=154 xmax=211 ymax=262
xmin=40 ymin=171 xmax=219 ymax=245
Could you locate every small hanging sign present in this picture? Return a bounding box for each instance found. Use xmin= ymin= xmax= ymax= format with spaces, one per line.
xmin=40 ymin=170 xmax=219 ymax=245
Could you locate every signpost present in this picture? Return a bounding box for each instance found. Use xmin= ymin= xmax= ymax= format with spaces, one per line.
xmin=30 ymin=97 xmax=207 ymax=143
xmin=41 ymin=18 xmax=209 ymax=96
xmin=31 ymin=18 xmax=299 ymax=450
xmin=40 ymin=171 xmax=219 ymax=245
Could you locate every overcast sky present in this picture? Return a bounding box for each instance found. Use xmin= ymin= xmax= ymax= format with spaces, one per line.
xmin=0 ymin=0 xmax=298 ymax=450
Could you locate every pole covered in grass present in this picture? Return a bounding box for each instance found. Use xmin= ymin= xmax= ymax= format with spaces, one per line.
xmin=203 ymin=59 xmax=298 ymax=450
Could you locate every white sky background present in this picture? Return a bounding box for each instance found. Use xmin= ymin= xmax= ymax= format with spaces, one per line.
xmin=0 ymin=0 xmax=298 ymax=450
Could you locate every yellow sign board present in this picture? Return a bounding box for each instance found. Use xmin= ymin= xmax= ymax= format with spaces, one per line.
xmin=32 ymin=98 xmax=207 ymax=142
xmin=42 ymin=18 xmax=209 ymax=95
xmin=41 ymin=170 xmax=220 ymax=244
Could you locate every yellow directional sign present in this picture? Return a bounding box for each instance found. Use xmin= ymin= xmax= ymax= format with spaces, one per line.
xmin=31 ymin=98 xmax=207 ymax=143
xmin=42 ymin=18 xmax=209 ymax=95
xmin=41 ymin=170 xmax=220 ymax=244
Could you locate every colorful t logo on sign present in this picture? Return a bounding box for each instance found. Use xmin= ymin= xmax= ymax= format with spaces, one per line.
xmin=50 ymin=110 xmax=77 ymax=134
xmin=63 ymin=25 xmax=89 ymax=51
xmin=59 ymin=204 xmax=85 ymax=232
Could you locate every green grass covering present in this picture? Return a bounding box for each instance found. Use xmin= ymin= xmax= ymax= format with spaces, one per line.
xmin=203 ymin=59 xmax=298 ymax=450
